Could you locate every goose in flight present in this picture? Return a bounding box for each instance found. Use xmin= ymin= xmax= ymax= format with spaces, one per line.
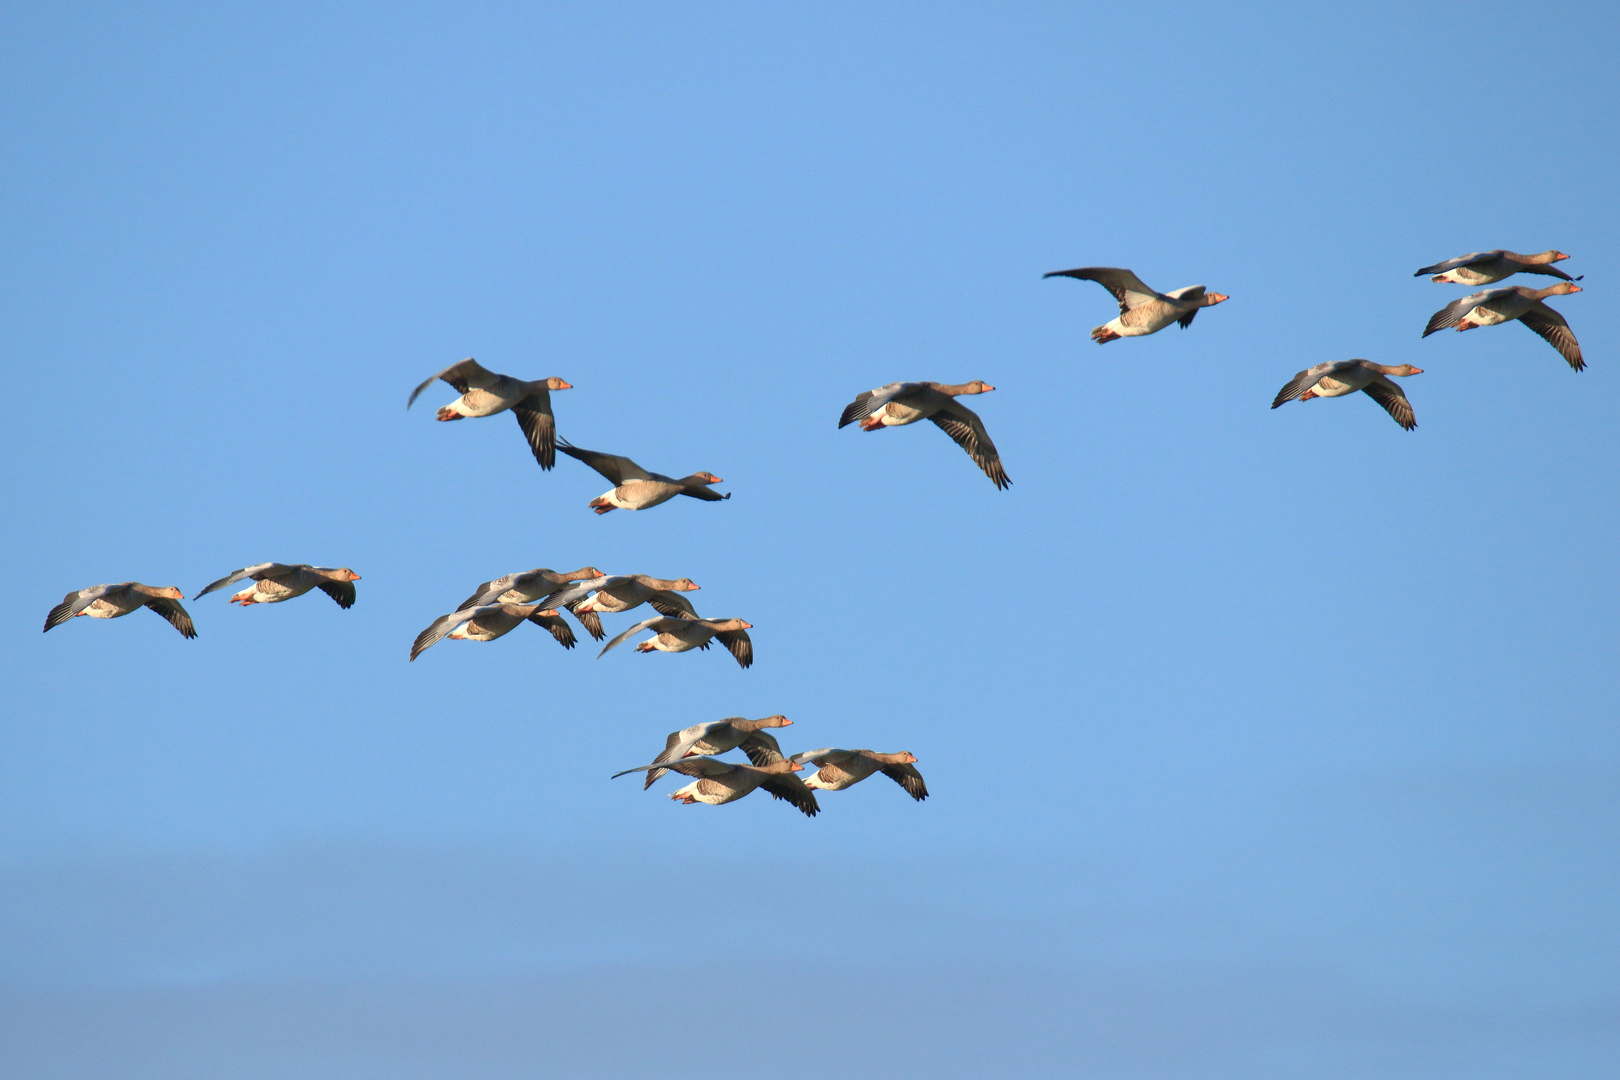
xmin=409 ymin=603 xmax=576 ymax=661
xmin=556 ymin=441 xmax=728 ymax=513
xmin=1422 ymin=282 xmax=1584 ymax=370
xmin=1271 ymin=361 xmax=1422 ymax=430
xmin=194 ymin=564 xmax=361 ymax=608
xmin=43 ymin=583 xmax=196 ymax=638
xmin=407 ymin=358 xmax=573 ymax=469
xmin=598 ymin=616 xmax=753 ymax=669
xmin=838 ymin=381 xmax=1010 ymax=489
xmin=531 ymin=574 xmax=701 ymax=640
xmin=790 ymin=748 xmax=928 ymax=801
xmin=624 ymin=715 xmax=794 ymax=789
xmin=1415 ymin=249 xmax=1579 ymax=286
xmin=612 ymin=755 xmax=819 ymax=817
xmin=1044 ymin=266 xmax=1228 ymax=343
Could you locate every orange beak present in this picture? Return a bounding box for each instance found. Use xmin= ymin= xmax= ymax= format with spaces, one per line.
xmin=556 ymin=380 xmax=573 ymax=390
xmin=349 ymin=572 xmax=362 ymax=581
xmin=1569 ymin=285 xmax=1583 ymax=292
xmin=1210 ymin=293 xmax=1229 ymax=303
xmin=739 ymin=621 xmax=753 ymax=629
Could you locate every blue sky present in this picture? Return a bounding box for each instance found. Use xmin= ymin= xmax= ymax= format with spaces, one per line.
xmin=2 ymin=2 xmax=1617 ymax=1076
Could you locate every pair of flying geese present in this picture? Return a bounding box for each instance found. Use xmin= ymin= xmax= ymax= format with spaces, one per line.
xmin=42 ymin=563 xmax=362 ymax=638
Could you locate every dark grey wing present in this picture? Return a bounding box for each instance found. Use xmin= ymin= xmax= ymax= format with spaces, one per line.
xmin=456 ymin=574 xmax=518 ymax=612
xmin=44 ymin=585 xmax=113 ymax=631
xmin=714 ymin=628 xmax=753 ymax=669
xmin=1164 ymin=285 xmax=1206 ymax=328
xmin=929 ymin=405 xmax=1011 ymax=490
xmin=611 ymin=754 xmax=737 ymax=780
xmin=407 ymin=358 xmax=496 ymax=408
xmin=1520 ymin=304 xmax=1585 ymax=370
xmin=526 ymin=609 xmax=577 ymax=649
xmin=1415 ymin=251 xmax=1491 ymax=276
xmin=1271 ymin=362 xmax=1341 ymax=408
xmin=144 ymin=597 xmax=198 ymax=639
xmin=1362 ymin=376 xmax=1417 ymax=430
xmin=642 ymin=727 xmax=694 ymax=790
xmin=838 ymin=382 xmax=920 ymax=428
xmin=316 ymin=580 xmax=356 ymax=609
xmin=678 ymin=485 xmax=730 ymax=502
xmin=411 ymin=608 xmax=481 ymax=662
xmin=598 ymin=617 xmax=676 ymax=658
xmin=1423 ymin=294 xmax=1487 ymax=336
xmin=194 ymin=563 xmax=289 ymax=599
xmin=646 ymin=591 xmax=699 ymax=619
xmin=740 ymin=731 xmax=785 ymax=767
xmin=555 ymin=442 xmax=651 ymax=485
xmin=567 ymin=602 xmax=606 ymax=641
xmin=879 ymin=763 xmax=929 ymax=801
xmin=510 ymin=392 xmax=556 ymax=469
xmin=759 ymin=774 xmax=820 ymax=818
xmin=1042 ymin=267 xmax=1160 ymax=314
xmin=1519 ymin=263 xmax=1582 ymax=282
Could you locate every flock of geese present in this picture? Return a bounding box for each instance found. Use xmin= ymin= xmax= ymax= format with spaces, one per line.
xmin=40 ymin=248 xmax=1587 ymax=817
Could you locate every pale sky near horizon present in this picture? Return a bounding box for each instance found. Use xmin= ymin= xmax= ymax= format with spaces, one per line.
xmin=2 ymin=2 xmax=1617 ymax=1076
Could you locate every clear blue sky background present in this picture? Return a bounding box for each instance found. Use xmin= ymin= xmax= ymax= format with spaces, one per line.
xmin=2 ymin=2 xmax=1616 ymax=1076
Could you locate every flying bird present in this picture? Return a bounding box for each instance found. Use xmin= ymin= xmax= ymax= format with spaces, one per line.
xmin=409 ymin=603 xmax=577 ymax=661
xmin=838 ymin=381 xmax=1010 ymax=489
xmin=1422 ymin=283 xmax=1584 ymax=370
xmin=611 ymin=755 xmax=819 ymax=817
xmin=1044 ymin=266 xmax=1228 ymax=343
xmin=1271 ymin=361 xmax=1423 ymax=430
xmin=531 ymin=574 xmax=701 ymax=640
xmin=407 ymin=358 xmax=573 ymax=469
xmin=1414 ymin=249 xmax=1579 ymax=286
xmin=790 ymin=748 xmax=928 ymax=801
xmin=43 ymin=583 xmax=196 ymax=638
xmin=194 ymin=564 xmax=361 ymax=608
xmin=598 ymin=616 xmax=753 ymax=669
xmin=556 ymin=441 xmax=728 ymax=513
xmin=623 ymin=715 xmax=794 ymax=789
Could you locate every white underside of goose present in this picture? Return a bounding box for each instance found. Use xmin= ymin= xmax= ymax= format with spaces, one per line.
xmin=637 ymin=635 xmax=698 ymax=654
xmin=441 ymin=388 xmax=521 ymax=419
xmin=597 ymin=484 xmax=678 ymax=511
xmin=669 ymin=779 xmax=740 ymax=805
xmin=230 ymin=582 xmax=309 ymax=604
xmin=1457 ymin=305 xmax=1511 ymax=328
xmin=1099 ymin=314 xmax=1171 ymax=338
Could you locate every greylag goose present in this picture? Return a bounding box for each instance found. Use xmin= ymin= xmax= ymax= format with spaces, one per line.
xmin=43 ymin=583 xmax=196 ymax=638
xmin=556 ymin=441 xmax=728 ymax=513
xmin=1270 ymin=361 xmax=1422 ymax=430
xmin=622 ymin=715 xmax=794 ymax=789
xmin=1044 ymin=266 xmax=1228 ymax=343
xmin=612 ymin=755 xmax=819 ymax=817
xmin=1422 ymin=282 xmax=1584 ymax=370
xmin=790 ymin=748 xmax=928 ymax=801
xmin=838 ymin=381 xmax=1011 ymax=489
xmin=407 ymin=358 xmax=573 ymax=469
xmin=598 ymin=616 xmax=753 ymax=669
xmin=454 ymin=566 xmax=603 ymax=612
xmin=194 ymin=564 xmax=361 ymax=607
xmin=409 ymin=603 xmax=576 ymax=661
xmin=1415 ymin=250 xmax=1579 ymax=285
xmin=533 ymin=574 xmax=701 ymax=640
